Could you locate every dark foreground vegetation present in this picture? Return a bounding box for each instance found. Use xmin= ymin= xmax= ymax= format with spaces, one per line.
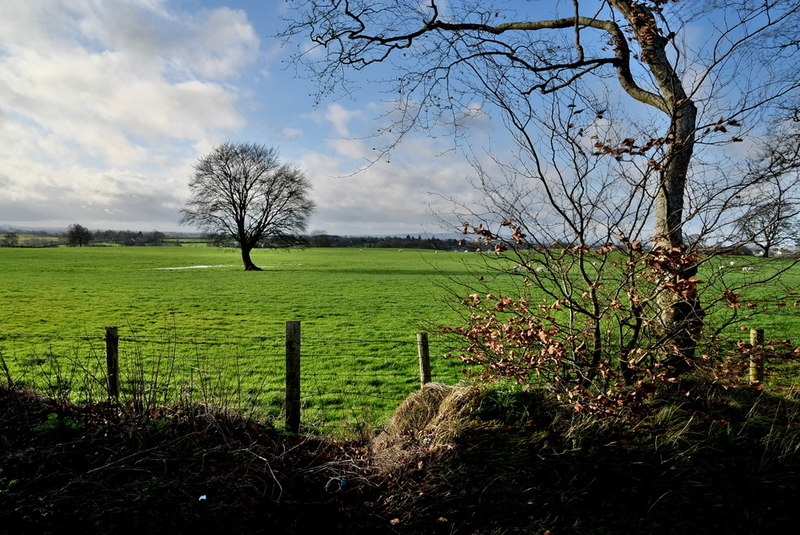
xmin=0 ymin=386 xmax=386 ymax=535
xmin=2 ymin=377 xmax=799 ymax=534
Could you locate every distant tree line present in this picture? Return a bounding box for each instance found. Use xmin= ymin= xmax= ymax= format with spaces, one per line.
xmin=205 ymin=231 xmax=466 ymax=250
xmin=0 ymin=226 xmax=469 ymax=250
xmin=0 ymin=226 xmax=167 ymax=247
xmin=91 ymin=229 xmax=165 ymax=246
xmin=2 ymin=232 xmax=19 ymax=247
xmin=6 ymin=225 xmax=795 ymax=254
xmin=0 ymin=229 xmax=60 ymax=248
xmin=305 ymin=232 xmax=463 ymax=250
xmin=65 ymin=225 xmax=165 ymax=247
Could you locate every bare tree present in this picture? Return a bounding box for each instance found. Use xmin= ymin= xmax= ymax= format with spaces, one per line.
xmin=66 ymin=224 xmax=91 ymax=247
xmin=2 ymin=232 xmax=18 ymax=247
xmin=180 ymin=143 xmax=315 ymax=271
xmin=735 ymin=201 xmax=799 ymax=257
xmin=284 ymin=0 xmax=800 ymax=371
xmin=733 ymin=102 xmax=800 ymax=256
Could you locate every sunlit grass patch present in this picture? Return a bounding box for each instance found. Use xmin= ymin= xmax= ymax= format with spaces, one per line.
xmin=1 ymin=246 xmax=798 ymax=432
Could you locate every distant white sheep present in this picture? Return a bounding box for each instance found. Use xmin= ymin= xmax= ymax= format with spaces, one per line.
xmin=512 ymin=264 xmax=545 ymax=274
xmin=719 ymin=261 xmax=747 ymax=271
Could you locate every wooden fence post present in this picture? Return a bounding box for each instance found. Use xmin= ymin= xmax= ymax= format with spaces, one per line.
xmin=105 ymin=326 xmax=120 ymax=401
xmin=749 ymin=328 xmax=765 ymax=384
xmin=417 ymin=332 xmax=432 ymax=387
xmin=285 ymin=321 xmax=301 ymax=434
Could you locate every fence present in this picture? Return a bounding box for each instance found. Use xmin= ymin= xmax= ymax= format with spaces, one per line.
xmin=2 ymin=325 xmax=792 ymax=435
xmin=0 ymin=322 xmax=463 ymax=436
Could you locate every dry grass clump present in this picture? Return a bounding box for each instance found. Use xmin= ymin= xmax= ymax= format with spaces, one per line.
xmin=372 ymin=382 xmax=481 ymax=462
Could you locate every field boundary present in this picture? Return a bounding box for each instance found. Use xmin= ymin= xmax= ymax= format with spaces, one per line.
xmin=0 ymin=322 xmax=462 ymax=436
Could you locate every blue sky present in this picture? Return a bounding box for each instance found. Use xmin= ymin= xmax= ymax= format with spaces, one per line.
xmin=0 ymin=1 xmax=792 ymax=237
xmin=0 ymin=0 xmax=487 ymax=235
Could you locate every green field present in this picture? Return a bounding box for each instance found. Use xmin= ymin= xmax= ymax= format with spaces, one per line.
xmin=0 ymin=246 xmax=474 ymax=338
xmin=1 ymin=246 xmax=798 ymax=433
xmin=0 ymin=246 xmax=497 ymax=433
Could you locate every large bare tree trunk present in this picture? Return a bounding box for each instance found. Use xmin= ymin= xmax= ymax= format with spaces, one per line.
xmin=241 ymin=245 xmax=262 ymax=271
xmin=610 ymin=0 xmax=703 ymax=372
xmin=656 ymin=105 xmax=704 ymax=372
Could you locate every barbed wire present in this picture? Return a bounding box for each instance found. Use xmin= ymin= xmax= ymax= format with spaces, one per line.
xmin=303 ymin=336 xmax=419 ymax=345
xmin=0 ymin=333 xmax=103 ymax=341
xmin=1 ymin=331 xmax=459 ymax=345
xmin=0 ymin=328 xmax=464 ymax=436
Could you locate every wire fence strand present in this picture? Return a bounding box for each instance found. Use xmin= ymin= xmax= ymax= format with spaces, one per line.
xmin=0 ymin=327 xmax=465 ymax=436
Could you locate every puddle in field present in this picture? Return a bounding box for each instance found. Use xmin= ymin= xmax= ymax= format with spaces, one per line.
xmin=155 ymin=264 xmax=304 ymax=270
xmin=155 ymin=264 xmax=240 ymax=270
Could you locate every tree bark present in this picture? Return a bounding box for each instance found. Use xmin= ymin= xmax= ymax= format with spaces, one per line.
xmin=609 ymin=0 xmax=704 ymax=373
xmin=652 ymin=102 xmax=703 ymax=373
xmin=241 ymin=245 xmax=262 ymax=271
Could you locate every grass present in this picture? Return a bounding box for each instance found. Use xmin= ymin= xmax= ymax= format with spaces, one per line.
xmin=0 ymin=246 xmax=491 ymax=432
xmin=1 ymin=246 xmax=473 ymax=338
xmin=705 ymin=255 xmax=800 ymax=335
xmin=3 ymin=361 xmax=799 ymax=533
xmin=1 ymin=246 xmax=799 ymax=433
xmin=1 ymin=246 xmax=800 ymax=532
xmin=4 ymin=247 xmax=796 ymax=340
xmin=0 ymin=386 xmax=388 ymax=534
xmin=370 ymin=380 xmax=800 ymax=534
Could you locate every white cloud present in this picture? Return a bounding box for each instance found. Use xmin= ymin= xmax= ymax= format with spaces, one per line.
xmin=327 ymin=137 xmax=372 ymax=161
xmin=324 ymin=103 xmax=364 ymax=137
xmin=169 ymin=8 xmax=260 ymax=79
xmin=0 ymin=0 xmax=260 ymax=229
xmin=280 ymin=127 xmax=304 ymax=140
xmin=299 ymin=135 xmax=482 ymax=235
xmin=0 ymin=0 xmax=502 ymax=235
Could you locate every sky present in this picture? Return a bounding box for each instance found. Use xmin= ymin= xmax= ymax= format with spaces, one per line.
xmin=0 ymin=1 xmax=792 ymax=238
xmin=0 ymin=0 xmax=488 ymax=236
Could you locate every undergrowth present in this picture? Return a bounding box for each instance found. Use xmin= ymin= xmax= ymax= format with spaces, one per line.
xmin=0 ymin=385 xmax=387 ymax=534
xmin=372 ymin=380 xmax=800 ymax=534
xmin=2 ymin=374 xmax=799 ymax=533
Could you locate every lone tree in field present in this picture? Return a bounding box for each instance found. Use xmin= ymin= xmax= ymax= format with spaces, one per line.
xmin=180 ymin=142 xmax=315 ymax=271
xmin=66 ymin=224 xmax=91 ymax=247
xmin=285 ymin=0 xmax=800 ymax=374
xmin=735 ymin=102 xmax=800 ymax=257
